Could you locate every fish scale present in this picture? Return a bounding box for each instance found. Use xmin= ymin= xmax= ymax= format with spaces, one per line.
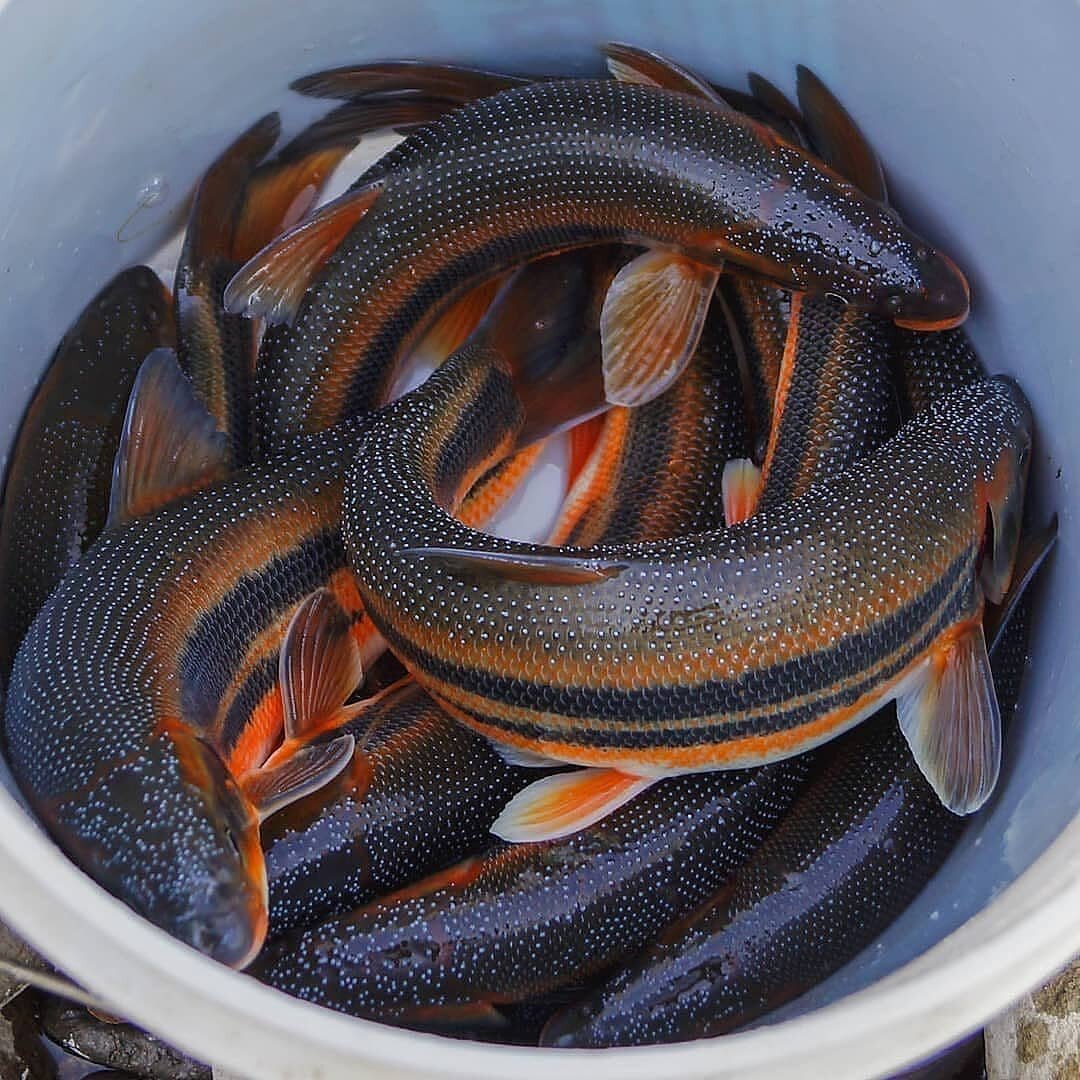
xmin=244 ymin=78 xmax=968 ymax=453
xmin=544 ymin=594 xmax=1035 ymax=1047
xmin=252 ymin=761 xmax=811 ymax=1022
xmin=0 ymin=267 xmax=174 ymax=679
xmin=345 ymin=372 xmax=1029 ymax=770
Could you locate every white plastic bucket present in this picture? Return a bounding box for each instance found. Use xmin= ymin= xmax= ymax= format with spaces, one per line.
xmin=0 ymin=1 xmax=1076 ymax=1076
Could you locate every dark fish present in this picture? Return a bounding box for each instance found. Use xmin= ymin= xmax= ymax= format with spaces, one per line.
xmin=174 ymin=114 xmax=281 ymax=465
xmin=1 ymin=247 xmax=628 ymax=966
xmin=0 ymin=266 xmax=174 ymax=679
xmin=264 ymin=679 xmax=531 ymax=937
xmin=228 ymin=78 xmax=969 ymax=453
xmin=541 ymin=551 xmax=1049 ymax=1047
xmin=250 ymin=761 xmax=811 ymax=1026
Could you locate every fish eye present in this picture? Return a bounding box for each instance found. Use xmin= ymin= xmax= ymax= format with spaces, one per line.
xmin=884 ymin=294 xmax=903 ymax=314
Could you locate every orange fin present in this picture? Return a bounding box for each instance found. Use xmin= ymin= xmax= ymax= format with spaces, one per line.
xmin=395 ymin=547 xmax=628 ymax=586
xmin=290 ymin=60 xmax=527 ymax=101
xmin=601 ymin=42 xmax=734 ymax=109
xmin=986 ymin=515 xmax=1057 ymax=654
xmin=107 ymin=348 xmax=229 ymax=527
xmin=795 ymin=66 xmax=887 ymax=202
xmin=416 ymin=278 xmax=502 ymax=362
xmin=567 ymin=414 xmax=607 ymax=493
xmin=492 ymin=768 xmax=657 ymax=842
xmin=280 ymin=589 xmax=364 ymax=741
xmin=600 ymin=250 xmax=719 ymax=407
xmin=242 ymin=733 xmax=355 ymax=822
xmin=722 ymin=457 xmax=762 ymax=525
xmin=223 ymin=179 xmax=384 ymax=324
xmin=896 ymin=621 xmax=1001 ymax=815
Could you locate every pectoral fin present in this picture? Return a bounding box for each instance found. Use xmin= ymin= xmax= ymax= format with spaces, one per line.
xmin=395 ymin=547 xmax=628 ymax=586
xmin=722 ymin=457 xmax=762 ymax=525
xmin=223 ymin=179 xmax=384 ymax=324
xmin=896 ymin=620 xmax=1001 ymax=815
xmin=241 ymin=733 xmax=355 ymax=821
xmin=107 ymin=348 xmax=229 ymax=527
xmin=492 ymin=768 xmax=657 ymax=842
xmin=600 ymin=250 xmax=719 ymax=407
xmin=416 ymin=279 xmax=503 ymax=362
xmin=279 ymin=589 xmax=364 ymax=741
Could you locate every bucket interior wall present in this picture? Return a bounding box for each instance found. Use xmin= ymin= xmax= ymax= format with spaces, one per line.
xmin=0 ymin=0 xmax=1076 ymax=1063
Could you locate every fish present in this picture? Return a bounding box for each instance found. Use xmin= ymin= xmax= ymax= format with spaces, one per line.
xmin=174 ymin=113 xmax=281 ymax=466
xmin=0 ymin=266 xmax=174 ymax=679
xmin=344 ymin=368 xmax=1031 ymax=837
xmin=1 ymin=245 xmax=633 ymax=966
xmin=540 ymin=522 xmax=1054 ymax=1048
xmin=263 ymin=674 xmax=535 ymax=938
xmin=227 ymin=74 xmax=970 ymax=452
xmin=265 ymin=234 xmax=749 ymax=935
xmin=250 ymin=760 xmax=811 ymax=1026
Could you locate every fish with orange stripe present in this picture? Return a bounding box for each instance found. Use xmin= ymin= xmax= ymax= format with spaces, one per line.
xmin=345 ymin=343 xmax=1031 ymax=836
xmin=227 ymin=52 xmax=969 ymax=455
xmin=0 ymin=244 xmax=634 ymax=966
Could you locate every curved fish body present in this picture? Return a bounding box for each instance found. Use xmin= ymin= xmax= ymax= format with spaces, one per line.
xmin=552 ymin=296 xmax=748 ymax=545
xmin=542 ymin=594 xmax=1039 ymax=1048
xmin=231 ymin=78 xmax=969 ymax=451
xmin=0 ymin=266 xmax=174 ymax=679
xmin=264 ymin=680 xmax=531 ymax=937
xmin=265 ymin=247 xmax=746 ymax=936
xmin=251 ymin=762 xmax=810 ymax=1024
xmin=345 ymin=374 xmax=1031 ymax=821
xmin=2 ymin=418 xmax=366 ymax=966
xmin=2 ymin=246 xmax=629 ymax=964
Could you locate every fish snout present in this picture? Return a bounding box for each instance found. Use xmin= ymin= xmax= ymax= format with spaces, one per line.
xmin=176 ymin=875 xmax=267 ymax=968
xmin=891 ymin=247 xmax=971 ymax=330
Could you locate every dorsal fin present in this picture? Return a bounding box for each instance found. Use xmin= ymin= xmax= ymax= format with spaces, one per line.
xmin=107 ymin=348 xmax=229 ymax=527
xmin=223 ymin=179 xmax=384 ymax=325
xmin=795 ymin=65 xmax=888 ymax=202
xmin=601 ymin=42 xmax=735 ymax=110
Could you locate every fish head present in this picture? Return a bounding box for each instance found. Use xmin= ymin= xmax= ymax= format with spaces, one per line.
xmin=974 ymin=377 xmax=1033 ymax=605
xmin=33 ymin=719 xmax=269 ymax=969
xmin=697 ymin=135 xmax=970 ymax=329
xmin=157 ymin=724 xmax=269 ymax=967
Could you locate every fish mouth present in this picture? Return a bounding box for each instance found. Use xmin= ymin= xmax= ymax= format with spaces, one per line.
xmin=892 ymin=248 xmax=970 ymax=330
xmin=176 ymin=896 xmax=267 ymax=969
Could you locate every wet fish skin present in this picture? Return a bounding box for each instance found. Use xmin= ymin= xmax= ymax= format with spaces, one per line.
xmin=0 ymin=266 xmax=174 ymax=679
xmin=264 ymin=680 xmax=531 ymax=937
xmin=541 ymin=597 xmax=1036 ymax=1048
xmin=345 ymin=375 xmax=1030 ymax=780
xmin=242 ymin=79 xmax=968 ymax=452
xmin=251 ymin=760 xmax=812 ymax=1023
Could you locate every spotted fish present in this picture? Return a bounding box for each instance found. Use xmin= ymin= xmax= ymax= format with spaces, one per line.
xmin=541 ymin=532 xmax=1052 ymax=1047
xmin=227 ymin=75 xmax=969 ymax=453
xmin=344 ymin=364 xmax=1030 ymax=837
xmin=0 ymin=267 xmax=174 ymax=679
xmin=0 ymin=245 xmax=632 ymax=965
xmin=251 ymin=759 xmax=811 ymax=1027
